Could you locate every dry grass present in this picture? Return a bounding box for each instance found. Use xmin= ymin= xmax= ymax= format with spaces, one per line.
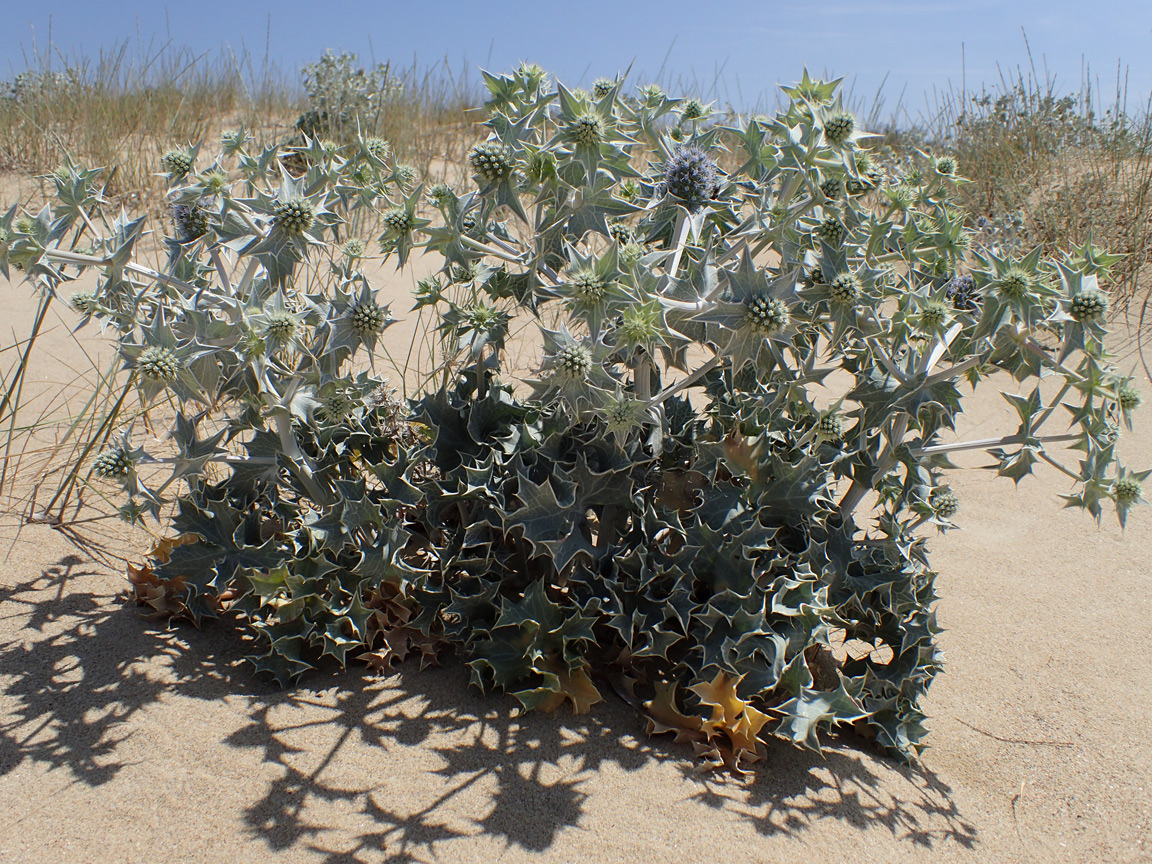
xmin=0 ymin=41 xmax=480 ymax=209
xmin=887 ymin=56 xmax=1152 ymax=319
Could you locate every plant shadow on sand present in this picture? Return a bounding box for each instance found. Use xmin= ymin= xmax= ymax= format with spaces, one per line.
xmin=1 ymin=552 xmax=977 ymax=860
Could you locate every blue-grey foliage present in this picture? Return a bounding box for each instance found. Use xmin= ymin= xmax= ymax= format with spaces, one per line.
xmin=4 ymin=64 xmax=1145 ymax=772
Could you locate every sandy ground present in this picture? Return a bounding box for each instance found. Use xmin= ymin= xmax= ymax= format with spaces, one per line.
xmin=1 ymin=239 xmax=1150 ymax=863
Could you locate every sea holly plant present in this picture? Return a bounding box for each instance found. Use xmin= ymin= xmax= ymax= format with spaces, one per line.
xmin=3 ymin=66 xmax=1146 ymax=773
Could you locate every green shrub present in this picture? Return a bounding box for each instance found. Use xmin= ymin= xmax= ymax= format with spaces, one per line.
xmin=4 ymin=64 xmax=1144 ymax=772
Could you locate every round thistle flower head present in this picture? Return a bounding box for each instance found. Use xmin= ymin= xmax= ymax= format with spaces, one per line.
xmin=273 ymin=197 xmax=315 ymax=234
xmin=427 ymin=183 xmax=455 ymax=208
xmin=1069 ymin=288 xmax=1108 ymax=322
xmin=998 ymin=267 xmax=1032 ymax=299
xmin=170 ymin=203 xmax=209 ymax=241
xmin=263 ymin=312 xmax=297 ymax=341
xmin=70 ymin=291 xmax=99 ymax=315
xmin=820 ymin=176 xmax=844 ymax=199
xmin=349 ymin=162 xmax=376 ymax=187
xmin=347 ymin=299 xmax=388 ymax=336
xmin=884 ymin=182 xmax=917 ymax=210
xmin=525 ymin=150 xmax=558 ymax=183
xmin=619 ymin=179 xmax=641 ymax=201
xmin=14 ymin=215 xmax=37 ymax=235
xmin=365 ymin=136 xmax=391 ymax=161
xmin=452 ymin=262 xmax=479 ymax=284
xmin=930 ymin=487 xmax=960 ymax=519
xmin=384 ymin=206 xmax=413 ymax=233
xmin=769 ymin=203 xmax=789 ymax=224
xmin=92 ymin=446 xmax=132 ymax=478
xmin=605 ymin=395 xmax=640 ymax=434
xmin=946 ymin=273 xmax=981 ymax=311
xmin=918 ymin=299 xmax=949 ymax=330
xmin=342 ymin=238 xmax=366 ymax=259
xmin=805 ymin=266 xmax=825 ymax=287
xmin=680 ymin=99 xmax=707 ymax=121
xmin=935 ymin=155 xmax=958 ymax=176
xmin=816 ymin=413 xmax=844 ymax=442
xmin=664 ymin=145 xmax=720 ymax=204
xmin=137 ymin=346 xmax=181 ymax=381
xmin=393 ymin=164 xmax=417 ymax=189
xmin=823 ymin=110 xmax=855 ymax=145
xmin=570 ymin=112 xmax=605 ymax=146
xmin=592 ymin=78 xmax=615 ymax=99
xmin=469 ymin=141 xmax=514 ymax=182
xmin=637 ymin=84 xmax=664 ymax=105
xmin=318 ymin=388 xmax=355 ymax=424
xmin=1112 ymin=477 xmax=1142 ymax=506
xmin=468 ymin=302 xmax=501 ymax=330
xmin=199 ymin=169 xmax=228 ymax=195
xmin=239 ymin=327 xmax=267 ymax=358
xmin=618 ymin=302 xmax=661 ymax=347
xmin=745 ymin=295 xmax=790 ymax=335
xmin=161 ymin=148 xmax=193 ymax=177
xmin=1099 ymin=421 xmax=1121 ymax=447
xmin=829 ymin=272 xmax=860 ymax=304
xmin=517 ymin=62 xmax=549 ymax=91
xmin=221 ymin=129 xmax=244 ymax=152
xmin=815 ymin=215 xmax=845 ymax=245
xmin=1118 ymin=385 xmax=1143 ymax=412
xmin=552 ymin=343 xmax=593 ymax=381
xmin=608 ymin=221 xmax=633 ymax=244
xmin=570 ymin=271 xmax=607 ymax=302
xmin=619 ymin=241 xmax=644 ymax=267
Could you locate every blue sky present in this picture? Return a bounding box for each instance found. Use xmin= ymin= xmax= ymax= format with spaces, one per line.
xmin=4 ymin=1 xmax=1152 ymax=118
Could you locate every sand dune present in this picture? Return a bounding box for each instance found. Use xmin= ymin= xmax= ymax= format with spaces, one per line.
xmin=1 ymin=246 xmax=1149 ymax=863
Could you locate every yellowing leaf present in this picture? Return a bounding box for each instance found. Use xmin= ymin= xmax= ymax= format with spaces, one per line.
xmin=644 ymin=679 xmax=705 ymax=743
xmin=689 ymin=671 xmax=770 ymax=760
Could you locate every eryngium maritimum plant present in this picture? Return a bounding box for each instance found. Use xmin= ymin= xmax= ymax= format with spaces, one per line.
xmin=7 ymin=63 xmax=1144 ymax=775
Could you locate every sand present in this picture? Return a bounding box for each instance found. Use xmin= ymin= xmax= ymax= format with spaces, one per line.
xmin=1 ymin=241 xmax=1150 ymax=863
